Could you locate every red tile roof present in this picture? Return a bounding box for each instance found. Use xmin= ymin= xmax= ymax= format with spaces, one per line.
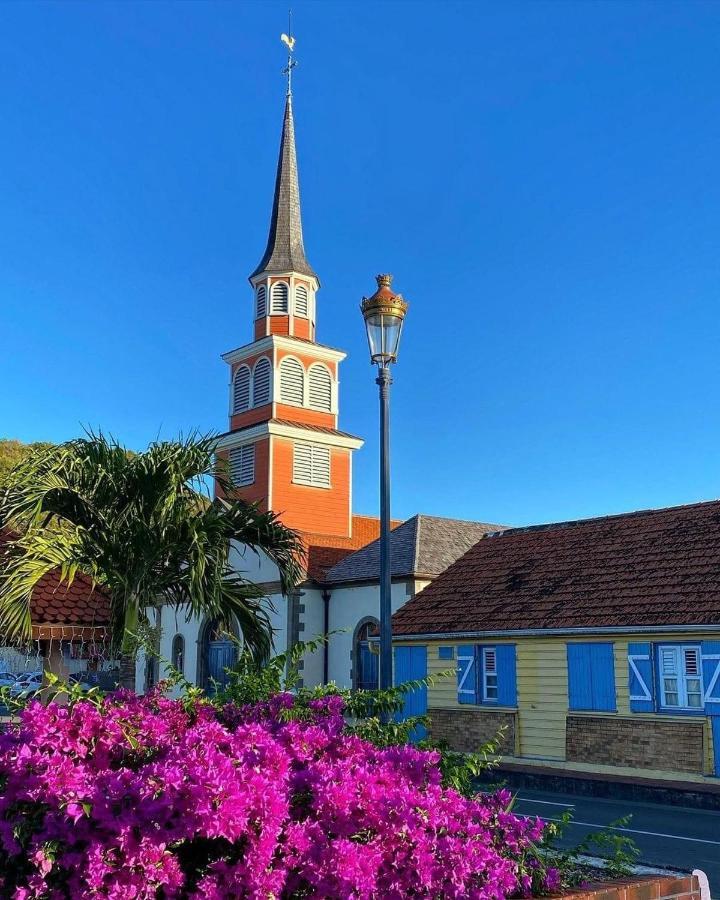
xmin=0 ymin=531 xmax=111 ymax=638
xmin=303 ymin=515 xmax=403 ymax=582
xmin=391 ymin=500 xmax=720 ymax=636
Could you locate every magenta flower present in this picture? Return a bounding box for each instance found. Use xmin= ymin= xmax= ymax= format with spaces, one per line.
xmin=0 ymin=690 xmax=548 ymax=897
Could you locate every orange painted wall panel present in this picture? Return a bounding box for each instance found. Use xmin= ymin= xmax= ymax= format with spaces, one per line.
xmin=214 ymin=440 xmax=270 ymax=508
xmin=293 ymin=318 xmax=313 ymax=341
xmin=268 ymin=316 xmax=290 ymax=336
xmin=230 ymin=404 xmax=272 ymax=431
xmin=273 ymin=403 xmax=335 ymax=429
xmin=271 ymin=438 xmax=351 ymax=538
xmin=231 ymin=352 xmax=272 ymax=378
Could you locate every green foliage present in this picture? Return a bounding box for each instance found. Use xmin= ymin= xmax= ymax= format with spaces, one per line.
xmin=533 ymin=808 xmax=641 ymax=887
xmin=423 ymin=729 xmax=506 ymax=797
xmin=0 ymin=439 xmax=54 ymax=488
xmin=0 ymin=432 xmax=304 ymax=660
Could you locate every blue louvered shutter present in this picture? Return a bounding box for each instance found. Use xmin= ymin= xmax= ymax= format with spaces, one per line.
xmin=567 ymin=644 xmax=594 ymax=710
xmin=628 ymin=642 xmax=654 ymax=712
xmin=457 ymin=646 xmax=478 ymax=705
xmin=703 ymin=641 xmax=720 ymax=776
xmin=590 ymin=643 xmax=616 ymax=711
xmin=496 ymin=644 xmax=517 ymax=707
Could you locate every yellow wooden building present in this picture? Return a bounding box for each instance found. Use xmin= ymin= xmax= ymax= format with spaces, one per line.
xmin=391 ymin=501 xmax=720 ymax=785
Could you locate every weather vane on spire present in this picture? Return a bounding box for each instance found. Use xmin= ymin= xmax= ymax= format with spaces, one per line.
xmin=280 ymin=10 xmax=297 ymax=98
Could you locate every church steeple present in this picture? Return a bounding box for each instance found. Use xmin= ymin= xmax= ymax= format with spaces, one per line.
xmin=249 ymin=95 xmax=317 ymax=282
xmin=216 ymin=29 xmax=363 ymax=539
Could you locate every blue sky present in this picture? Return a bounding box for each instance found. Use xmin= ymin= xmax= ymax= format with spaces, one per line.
xmin=2 ymin=1 xmax=720 ymax=527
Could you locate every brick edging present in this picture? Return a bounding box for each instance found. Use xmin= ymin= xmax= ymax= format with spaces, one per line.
xmin=556 ymin=874 xmax=701 ymax=899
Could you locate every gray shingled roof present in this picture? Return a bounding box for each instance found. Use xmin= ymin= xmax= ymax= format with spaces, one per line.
xmin=323 ymin=515 xmax=503 ymax=585
xmin=249 ymin=95 xmax=317 ymax=281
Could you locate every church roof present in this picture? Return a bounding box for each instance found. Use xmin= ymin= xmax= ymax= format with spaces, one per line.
xmin=322 ymin=515 xmax=502 ymax=585
xmin=249 ymin=95 xmax=317 ymax=281
xmin=391 ymin=499 xmax=720 ymax=637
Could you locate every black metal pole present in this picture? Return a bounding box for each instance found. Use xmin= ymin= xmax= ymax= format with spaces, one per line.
xmin=377 ymin=364 xmax=393 ymax=692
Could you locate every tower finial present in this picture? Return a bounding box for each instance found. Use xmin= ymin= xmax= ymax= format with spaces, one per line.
xmin=280 ymin=10 xmax=297 ymax=98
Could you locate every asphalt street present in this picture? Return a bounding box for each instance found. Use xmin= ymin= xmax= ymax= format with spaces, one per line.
xmin=514 ymin=790 xmax=720 ymax=895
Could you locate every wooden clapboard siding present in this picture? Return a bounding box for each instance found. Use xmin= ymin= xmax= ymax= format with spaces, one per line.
xmin=416 ymin=632 xmax=719 ymax=774
xmin=516 ymin=640 xmax=567 ymax=759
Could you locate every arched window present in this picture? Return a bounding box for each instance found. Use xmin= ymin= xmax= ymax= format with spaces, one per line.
xmin=353 ymin=619 xmax=379 ymax=691
xmin=295 ymin=284 xmax=309 ymax=317
xmin=171 ymin=634 xmax=185 ymax=675
xmin=255 ymin=285 xmax=267 ymax=319
xmin=280 ymin=357 xmax=304 ymax=406
xmin=232 ymin=365 xmax=251 ymax=413
xmin=252 ymin=357 xmax=271 ymax=406
xmin=270 ymin=282 xmax=289 ymax=314
xmin=308 ymin=364 xmax=332 ymax=411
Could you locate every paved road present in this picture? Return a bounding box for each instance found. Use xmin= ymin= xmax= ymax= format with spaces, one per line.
xmin=514 ymin=790 xmax=720 ymax=894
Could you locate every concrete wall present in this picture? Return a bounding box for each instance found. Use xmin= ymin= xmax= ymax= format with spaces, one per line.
xmin=324 ymin=580 xmax=420 ymax=689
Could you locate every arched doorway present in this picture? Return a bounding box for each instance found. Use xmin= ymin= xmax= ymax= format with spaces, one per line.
xmin=197 ymin=617 xmax=239 ymax=693
xmin=353 ymin=618 xmax=379 ymax=691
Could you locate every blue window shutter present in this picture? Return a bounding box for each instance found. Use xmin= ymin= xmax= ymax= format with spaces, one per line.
xmin=628 ymin=642 xmax=654 ymax=712
xmin=702 ymin=641 xmax=720 ymax=710
xmin=438 ymin=646 xmax=454 ymax=660
xmin=496 ymin=645 xmax=517 ymax=706
xmin=702 ymin=641 xmax=720 ymax=776
xmin=567 ymin=644 xmax=594 ymax=710
xmin=590 ymin=643 xmax=616 ymax=712
xmin=457 ymin=646 xmax=478 ymax=704
xmin=394 ymin=646 xmax=427 ymax=742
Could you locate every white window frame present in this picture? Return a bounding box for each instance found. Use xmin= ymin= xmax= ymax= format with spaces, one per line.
xmin=279 ymin=356 xmax=305 ymax=406
xmin=270 ymin=282 xmax=289 ymax=314
xmin=229 ymin=444 xmax=255 ymax=487
xmin=658 ymin=644 xmax=703 ymax=710
xmin=307 ymin=363 xmax=333 ymax=412
xmin=255 ymin=285 xmax=267 ymax=319
xmin=292 ymin=442 xmax=331 ymax=488
xmin=295 ymin=284 xmax=309 ymax=318
xmin=232 ymin=365 xmax=251 ymax=414
xmin=482 ymin=647 xmax=498 ymax=701
xmin=251 ymin=357 xmax=272 ymax=407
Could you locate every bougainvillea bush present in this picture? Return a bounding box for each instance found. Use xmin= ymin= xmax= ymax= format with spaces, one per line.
xmin=0 ymin=688 xmax=559 ymax=899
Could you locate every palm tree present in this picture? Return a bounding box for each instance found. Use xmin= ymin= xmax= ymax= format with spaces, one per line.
xmin=0 ymin=433 xmax=304 ymax=687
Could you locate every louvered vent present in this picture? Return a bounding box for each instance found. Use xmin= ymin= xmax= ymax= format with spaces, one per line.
xmin=483 ymin=648 xmax=497 ymax=673
xmin=308 ymin=365 xmax=332 ymax=411
xmin=229 ymin=445 xmax=255 ymax=487
xmin=233 ymin=366 xmax=251 ymax=413
xmin=270 ymin=282 xmax=289 ymax=314
xmin=684 ymin=648 xmax=700 ymax=676
xmin=293 ymin=443 xmax=330 ymax=487
xmin=280 ymin=357 xmax=304 ymax=405
xmin=256 ymin=285 xmax=267 ymax=319
xmin=252 ymin=358 xmax=271 ymax=406
xmin=295 ymin=285 xmax=309 ymax=317
xmin=661 ymin=648 xmax=678 ymax=674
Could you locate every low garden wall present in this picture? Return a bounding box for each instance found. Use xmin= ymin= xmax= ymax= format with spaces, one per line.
xmin=556 ymin=872 xmax=705 ymax=899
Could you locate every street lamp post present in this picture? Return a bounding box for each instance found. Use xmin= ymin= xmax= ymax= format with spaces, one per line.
xmin=360 ymin=274 xmax=409 ymax=693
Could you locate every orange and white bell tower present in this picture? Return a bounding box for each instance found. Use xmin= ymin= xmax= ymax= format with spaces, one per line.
xmin=216 ymin=83 xmax=363 ymax=539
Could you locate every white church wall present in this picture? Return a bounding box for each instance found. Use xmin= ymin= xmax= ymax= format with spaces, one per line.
xmin=297 ymin=586 xmax=324 ymax=687
xmin=324 ymin=580 xmax=415 ymax=689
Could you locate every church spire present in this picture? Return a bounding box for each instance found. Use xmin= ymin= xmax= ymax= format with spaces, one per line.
xmin=249 ymin=91 xmax=317 ymax=282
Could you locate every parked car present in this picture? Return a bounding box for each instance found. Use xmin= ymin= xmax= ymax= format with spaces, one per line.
xmin=10 ymin=672 xmax=43 ymax=697
xmin=0 ymin=672 xmax=17 ymax=688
